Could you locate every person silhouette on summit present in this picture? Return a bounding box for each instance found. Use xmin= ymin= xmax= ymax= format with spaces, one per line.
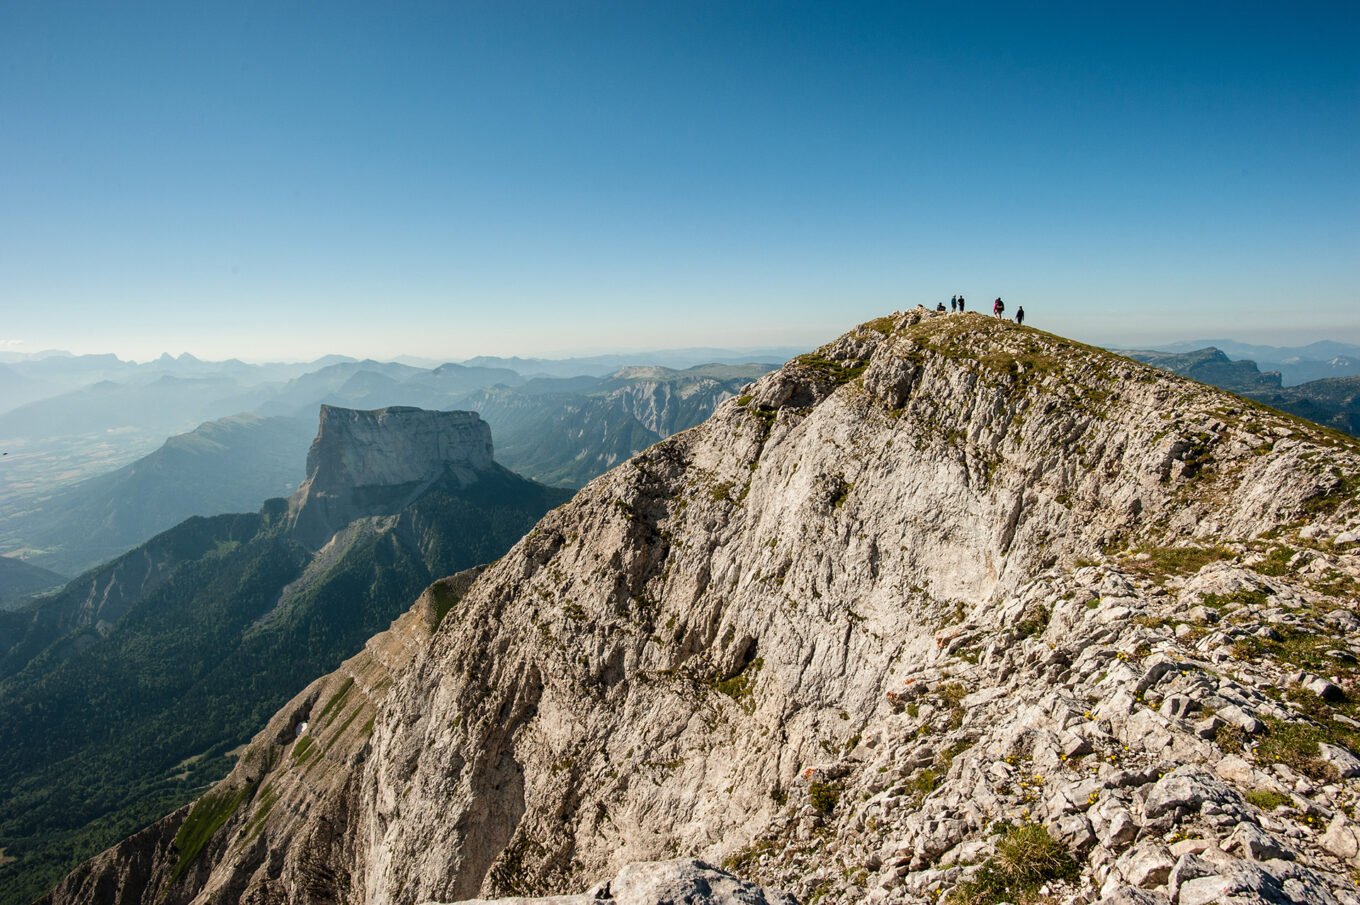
xmin=993 ymin=297 xmax=1005 ymax=318
xmin=950 ymin=295 xmax=958 ymax=312
xmin=936 ymin=300 xmax=947 ymax=312
xmin=1015 ymin=306 xmax=1025 ymax=326
xmin=958 ymin=295 xmax=965 ymax=312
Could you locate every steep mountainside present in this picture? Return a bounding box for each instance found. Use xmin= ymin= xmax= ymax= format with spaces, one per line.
xmin=462 ymin=365 xmax=771 ymax=487
xmin=0 ymin=408 xmax=571 ymax=905
xmin=44 ymin=312 xmax=1360 ymax=905
xmin=1127 ymin=349 xmax=1360 ymax=438
xmin=0 ymin=414 xmax=316 ymax=576
xmin=0 ymin=556 xmax=64 ymax=610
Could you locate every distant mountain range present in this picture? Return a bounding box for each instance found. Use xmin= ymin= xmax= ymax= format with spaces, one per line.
xmin=1125 ymin=347 xmax=1360 ymax=436
xmin=0 ymin=406 xmax=570 ymax=904
xmin=459 ymin=346 xmax=806 ymax=378
xmin=0 ymin=352 xmax=359 ymax=416
xmin=0 ymin=349 xmax=790 ymax=519
xmin=1126 ymin=339 xmax=1360 ymax=386
xmin=0 ymin=363 xmax=773 ymax=575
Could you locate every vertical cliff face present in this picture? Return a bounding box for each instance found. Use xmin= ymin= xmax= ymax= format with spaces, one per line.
xmin=288 ymin=406 xmax=496 ymax=548
xmin=46 ymin=311 xmax=1360 ymax=905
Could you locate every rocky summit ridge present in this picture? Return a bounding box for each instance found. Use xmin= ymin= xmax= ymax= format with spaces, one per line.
xmin=45 ymin=309 xmax=1360 ymax=905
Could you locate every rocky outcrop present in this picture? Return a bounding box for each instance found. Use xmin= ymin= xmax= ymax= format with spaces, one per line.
xmin=288 ymin=406 xmax=495 ymax=547
xmin=47 ymin=311 xmax=1360 ymax=905
xmin=427 ymin=858 xmax=796 ymax=904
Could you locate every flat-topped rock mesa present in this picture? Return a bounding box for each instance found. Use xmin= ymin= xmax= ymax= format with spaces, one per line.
xmin=288 ymin=405 xmax=496 ymax=548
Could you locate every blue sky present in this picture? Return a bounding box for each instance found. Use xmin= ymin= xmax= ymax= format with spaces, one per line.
xmin=1 ymin=1 xmax=1356 ymax=361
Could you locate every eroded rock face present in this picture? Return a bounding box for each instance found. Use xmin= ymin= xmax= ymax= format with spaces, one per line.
xmin=288 ymin=405 xmax=495 ymax=547
xmin=427 ymin=858 xmax=797 ymax=905
xmin=47 ymin=311 xmax=1360 ymax=905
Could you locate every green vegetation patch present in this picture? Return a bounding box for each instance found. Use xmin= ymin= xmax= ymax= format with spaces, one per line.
xmin=171 ymin=785 xmax=251 ymax=882
xmin=428 ymin=581 xmax=465 ymax=630
xmin=329 ymin=705 xmax=366 ymax=744
xmin=1124 ymin=545 xmax=1233 ymax=579
xmin=1014 ymin=606 xmax=1051 ymax=640
xmin=1256 ymin=718 xmax=1339 ymax=781
xmin=1233 ymin=627 xmax=1360 ymax=693
xmin=795 ymin=352 xmax=868 ymax=385
xmin=316 ymin=677 xmax=355 ymax=728
xmin=710 ymin=481 xmax=737 ymax=504
xmin=950 ymin=823 xmax=1078 ymax=904
xmin=1297 ymin=465 xmax=1360 ymax=519
xmin=907 ymin=767 xmax=941 ymax=806
xmin=808 ymin=780 xmax=840 ymax=815
xmin=1254 ymin=545 xmax=1298 ymax=577
xmin=977 ymin=350 xmax=1058 ymax=382
xmin=291 ymin=735 xmax=317 ymax=765
xmin=1200 ymin=588 xmax=1270 ymax=610
xmin=723 ymin=834 xmax=785 ymax=875
xmin=240 ymin=784 xmax=279 ymax=844
xmin=710 ymin=657 xmax=764 ymax=710
xmin=1245 ymin=789 xmax=1292 ymax=811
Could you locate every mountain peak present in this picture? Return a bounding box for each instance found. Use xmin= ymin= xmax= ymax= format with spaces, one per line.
xmin=37 ymin=310 xmax=1360 ymax=905
xmin=287 ymin=405 xmax=495 ymax=547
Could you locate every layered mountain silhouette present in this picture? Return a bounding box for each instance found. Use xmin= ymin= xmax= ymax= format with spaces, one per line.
xmin=0 ymin=414 xmax=317 ymax=577
xmin=0 ymin=407 xmax=570 ymax=905
xmin=1 ymin=364 xmax=771 ymax=575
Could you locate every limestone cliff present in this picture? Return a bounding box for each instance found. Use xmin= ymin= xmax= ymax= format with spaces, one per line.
xmin=288 ymin=406 xmax=495 ymax=548
xmin=48 ymin=311 xmax=1360 ymax=905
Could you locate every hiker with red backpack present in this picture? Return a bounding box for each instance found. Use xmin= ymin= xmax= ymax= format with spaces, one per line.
xmin=993 ymin=298 xmax=1005 ymax=318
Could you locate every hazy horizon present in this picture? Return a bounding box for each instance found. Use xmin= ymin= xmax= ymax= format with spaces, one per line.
xmin=4 ymin=317 xmax=1360 ymax=368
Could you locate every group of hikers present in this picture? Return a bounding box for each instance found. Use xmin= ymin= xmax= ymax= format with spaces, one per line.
xmin=933 ymin=295 xmax=1025 ymax=326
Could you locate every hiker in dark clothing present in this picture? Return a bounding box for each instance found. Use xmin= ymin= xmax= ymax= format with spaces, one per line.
xmin=950 ymin=295 xmax=958 ymax=312
xmin=993 ymin=298 xmax=1004 ymax=318
xmin=1015 ymin=306 xmax=1025 ymax=326
xmin=936 ymin=301 xmax=947 ymax=312
xmin=958 ymin=296 xmax=965 ymax=312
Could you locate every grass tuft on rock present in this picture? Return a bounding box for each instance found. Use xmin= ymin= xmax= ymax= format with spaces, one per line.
xmin=808 ymin=781 xmax=839 ymax=815
xmin=950 ymin=823 xmax=1077 ymax=905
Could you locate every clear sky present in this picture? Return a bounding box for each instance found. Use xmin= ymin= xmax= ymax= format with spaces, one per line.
xmin=1 ymin=1 xmax=1356 ymax=361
